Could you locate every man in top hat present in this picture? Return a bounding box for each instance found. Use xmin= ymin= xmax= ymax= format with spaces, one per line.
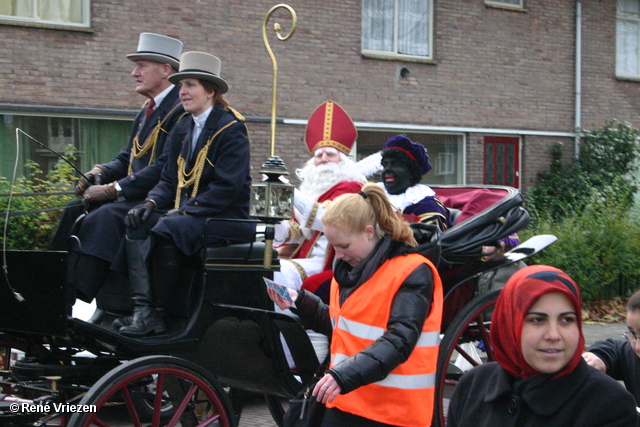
xmin=116 ymin=51 xmax=254 ymax=337
xmin=377 ymin=135 xmax=452 ymax=231
xmin=272 ymin=100 xmax=367 ymax=295
xmin=59 ymin=33 xmax=186 ymax=322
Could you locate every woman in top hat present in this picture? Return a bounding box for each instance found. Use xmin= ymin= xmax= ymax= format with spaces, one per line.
xmin=447 ymin=265 xmax=638 ymax=427
xmin=116 ymin=51 xmax=254 ymax=337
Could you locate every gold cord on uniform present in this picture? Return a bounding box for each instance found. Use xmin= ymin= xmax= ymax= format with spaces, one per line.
xmin=128 ymin=102 xmax=184 ymax=174
xmin=174 ymin=120 xmax=237 ymax=208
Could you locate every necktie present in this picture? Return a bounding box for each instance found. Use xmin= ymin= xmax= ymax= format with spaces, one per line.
xmin=145 ymin=99 xmax=156 ymax=119
xmin=191 ymin=122 xmax=202 ymax=159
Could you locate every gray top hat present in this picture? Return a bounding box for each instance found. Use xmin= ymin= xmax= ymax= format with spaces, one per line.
xmin=168 ymin=51 xmax=228 ymax=94
xmin=127 ymin=33 xmax=183 ymax=70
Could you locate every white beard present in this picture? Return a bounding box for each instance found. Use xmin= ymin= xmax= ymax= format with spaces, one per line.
xmin=296 ymin=156 xmax=366 ymax=200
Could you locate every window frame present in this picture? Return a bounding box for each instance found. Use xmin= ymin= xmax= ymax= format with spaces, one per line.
xmin=361 ymin=0 xmax=434 ymax=62
xmin=616 ymin=0 xmax=640 ymax=80
xmin=485 ymin=0 xmax=524 ymax=10
xmin=0 ymin=0 xmax=91 ymax=30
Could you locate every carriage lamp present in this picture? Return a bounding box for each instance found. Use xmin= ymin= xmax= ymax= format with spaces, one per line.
xmin=250 ymin=156 xmax=294 ymax=222
xmin=252 ymin=4 xmax=297 ymax=268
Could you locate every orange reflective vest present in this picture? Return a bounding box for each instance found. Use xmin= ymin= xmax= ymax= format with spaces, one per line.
xmin=328 ymin=253 xmax=442 ymax=427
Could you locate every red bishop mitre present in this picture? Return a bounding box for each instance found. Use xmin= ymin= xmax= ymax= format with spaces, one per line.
xmin=305 ymin=100 xmax=357 ymax=156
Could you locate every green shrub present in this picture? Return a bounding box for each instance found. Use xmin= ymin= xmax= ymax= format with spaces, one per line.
xmin=523 ymin=120 xmax=640 ymax=300
xmin=521 ymin=205 xmax=640 ymax=301
xmin=527 ymin=120 xmax=640 ymax=223
xmin=0 ymin=147 xmax=77 ymax=250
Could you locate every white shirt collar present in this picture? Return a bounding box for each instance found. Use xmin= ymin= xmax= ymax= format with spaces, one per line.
xmin=192 ymin=106 xmax=213 ymax=129
xmin=151 ymin=84 xmax=174 ymax=110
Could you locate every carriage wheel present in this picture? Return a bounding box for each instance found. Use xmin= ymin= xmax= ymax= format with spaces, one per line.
xmin=67 ymin=355 xmax=236 ymax=427
xmin=433 ymin=288 xmax=501 ymax=427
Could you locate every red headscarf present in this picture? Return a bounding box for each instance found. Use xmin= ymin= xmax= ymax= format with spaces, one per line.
xmin=491 ymin=265 xmax=585 ymax=380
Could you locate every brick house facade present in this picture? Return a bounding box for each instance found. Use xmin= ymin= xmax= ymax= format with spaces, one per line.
xmin=0 ymin=0 xmax=638 ymax=194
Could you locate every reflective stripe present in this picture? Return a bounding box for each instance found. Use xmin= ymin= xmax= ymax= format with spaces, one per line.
xmin=337 ymin=316 xmax=440 ymax=347
xmin=416 ymin=331 xmax=441 ymax=347
xmin=377 ymin=372 xmax=436 ymax=390
xmin=333 ymin=353 xmax=435 ymax=390
xmin=337 ymin=316 xmax=384 ymax=341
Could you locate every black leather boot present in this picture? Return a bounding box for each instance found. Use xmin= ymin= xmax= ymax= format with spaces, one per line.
xmin=119 ymin=238 xmax=165 ymax=337
xmin=113 ymin=241 xmax=182 ymax=331
xmin=70 ymin=252 xmax=109 ymax=303
xmin=112 ymin=315 xmax=132 ymax=331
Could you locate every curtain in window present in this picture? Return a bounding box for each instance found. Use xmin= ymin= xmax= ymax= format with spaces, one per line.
xmin=39 ymin=0 xmax=83 ymax=24
xmin=617 ymin=0 xmax=640 ymax=76
xmin=362 ymin=0 xmax=394 ymax=52
xmin=398 ymin=0 xmax=429 ymax=56
xmin=0 ymin=0 xmax=33 ymax=18
xmin=78 ymin=119 xmax=132 ymax=172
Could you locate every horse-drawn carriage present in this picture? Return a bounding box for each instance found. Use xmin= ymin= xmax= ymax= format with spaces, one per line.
xmin=0 ymin=184 xmax=555 ymax=427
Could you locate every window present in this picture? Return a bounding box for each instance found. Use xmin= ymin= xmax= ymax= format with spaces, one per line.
xmin=485 ymin=0 xmax=523 ymax=8
xmin=617 ymin=0 xmax=640 ymax=78
xmin=0 ymin=114 xmax=131 ymax=179
xmin=356 ymin=131 xmax=464 ymax=185
xmin=484 ymin=136 xmax=519 ymax=187
xmin=0 ymin=0 xmax=90 ymax=28
xmin=361 ymin=0 xmax=433 ymax=61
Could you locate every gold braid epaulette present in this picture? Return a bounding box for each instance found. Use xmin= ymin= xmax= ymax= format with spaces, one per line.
xmin=174 ymin=120 xmax=237 ymax=208
xmin=225 ymin=106 xmax=245 ymax=122
xmin=128 ymin=103 xmax=185 ymax=175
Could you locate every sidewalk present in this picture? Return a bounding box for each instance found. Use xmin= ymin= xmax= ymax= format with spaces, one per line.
xmin=236 ymin=322 xmax=629 ymax=427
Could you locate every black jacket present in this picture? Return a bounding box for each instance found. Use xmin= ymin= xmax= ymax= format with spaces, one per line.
xmin=447 ymin=360 xmax=638 ymax=427
xmin=589 ymin=338 xmax=640 ymax=405
xmin=293 ymin=235 xmax=436 ymax=394
xmin=144 ymin=104 xmax=254 ymax=255
xmin=101 ymin=85 xmax=185 ymax=200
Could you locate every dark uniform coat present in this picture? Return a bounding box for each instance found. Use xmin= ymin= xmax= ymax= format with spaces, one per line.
xmin=143 ymin=103 xmax=255 ymax=256
xmin=588 ymin=338 xmax=640 ymax=405
xmin=447 ymin=360 xmax=638 ymax=427
xmin=74 ymin=86 xmax=185 ymax=265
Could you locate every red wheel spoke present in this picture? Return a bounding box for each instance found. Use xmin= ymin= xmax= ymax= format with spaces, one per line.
xmin=453 ymin=343 xmax=481 ymax=367
xmin=195 ymin=412 xmax=223 ymax=427
xmin=152 ymin=373 xmax=166 ymax=427
xmin=90 ymin=416 xmax=111 ymax=427
xmin=69 ymin=357 xmax=234 ymax=427
xmin=166 ymin=383 xmax=198 ymax=426
xmin=121 ymin=384 xmax=143 ymax=427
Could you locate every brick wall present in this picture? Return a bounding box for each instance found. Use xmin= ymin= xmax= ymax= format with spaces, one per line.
xmin=0 ymin=0 xmax=637 ymax=192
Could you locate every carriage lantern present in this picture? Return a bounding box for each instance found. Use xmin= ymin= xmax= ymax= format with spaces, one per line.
xmin=250 ymin=4 xmax=297 ymax=266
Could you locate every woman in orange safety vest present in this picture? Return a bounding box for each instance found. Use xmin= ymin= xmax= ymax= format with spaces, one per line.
xmin=268 ymin=182 xmax=443 ymax=427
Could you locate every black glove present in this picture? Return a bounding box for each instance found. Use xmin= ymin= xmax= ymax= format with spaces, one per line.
xmin=83 ymin=183 xmax=118 ymax=203
xmin=125 ymin=200 xmax=156 ymax=228
xmin=76 ymin=165 xmax=104 ymax=195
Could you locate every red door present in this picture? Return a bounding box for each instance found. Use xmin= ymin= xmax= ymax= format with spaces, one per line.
xmin=483 ymin=136 xmax=520 ymax=187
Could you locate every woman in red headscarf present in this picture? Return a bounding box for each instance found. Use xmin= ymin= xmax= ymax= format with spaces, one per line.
xmin=447 ymin=265 xmax=638 ymax=427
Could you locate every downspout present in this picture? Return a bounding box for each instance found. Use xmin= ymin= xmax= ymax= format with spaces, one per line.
xmin=575 ymin=0 xmax=582 ymax=158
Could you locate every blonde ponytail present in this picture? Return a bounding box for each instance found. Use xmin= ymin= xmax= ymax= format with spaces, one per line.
xmin=322 ymin=183 xmax=417 ymax=247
